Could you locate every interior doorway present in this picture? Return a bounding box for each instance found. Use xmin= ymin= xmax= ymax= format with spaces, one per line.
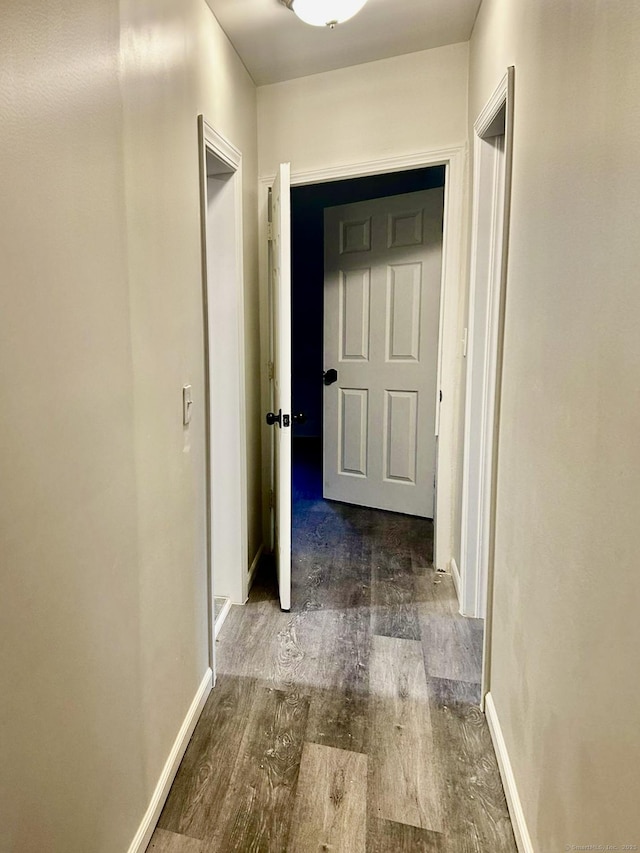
xmin=260 ymin=148 xmax=466 ymax=600
xmin=198 ymin=117 xmax=249 ymax=669
xmin=290 ymin=167 xmax=446 ymax=526
xmin=458 ymin=68 xmax=514 ymax=703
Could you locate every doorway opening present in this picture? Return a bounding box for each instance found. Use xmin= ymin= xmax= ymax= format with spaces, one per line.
xmin=292 ymin=169 xmax=444 ymax=445
xmin=198 ymin=117 xmax=248 ymax=670
xmin=290 ymin=167 xmax=445 ymax=594
xmin=262 ymin=146 xmax=466 ymax=617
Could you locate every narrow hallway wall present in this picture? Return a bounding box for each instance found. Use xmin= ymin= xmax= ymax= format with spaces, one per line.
xmin=0 ymin=1 xmax=259 ymax=850
xmin=470 ymin=0 xmax=640 ymax=847
xmin=257 ymin=43 xmax=469 ymax=176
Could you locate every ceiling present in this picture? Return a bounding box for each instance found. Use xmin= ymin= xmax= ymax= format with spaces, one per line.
xmin=204 ymin=0 xmax=482 ymax=86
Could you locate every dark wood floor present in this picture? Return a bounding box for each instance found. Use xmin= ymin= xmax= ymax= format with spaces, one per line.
xmin=148 ymin=450 xmax=516 ymax=852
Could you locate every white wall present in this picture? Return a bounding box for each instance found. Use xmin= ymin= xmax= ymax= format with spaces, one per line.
xmin=0 ymin=1 xmax=259 ymax=850
xmin=258 ymin=43 xmax=469 ymax=178
xmin=470 ymin=0 xmax=640 ymax=847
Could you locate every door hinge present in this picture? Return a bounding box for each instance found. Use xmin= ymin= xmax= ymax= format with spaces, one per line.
xmin=269 ymin=489 xmax=274 ymax=508
xmin=268 ymin=360 xmax=274 ymax=380
xmin=267 ymin=221 xmax=273 ymax=242
xmin=439 ymin=389 xmax=443 ymax=403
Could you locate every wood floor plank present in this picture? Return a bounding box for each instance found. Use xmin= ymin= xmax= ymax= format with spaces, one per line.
xmin=209 ymin=685 xmax=310 ymax=852
xmin=371 ymin=541 xmax=421 ymax=641
xmin=421 ymin=613 xmax=483 ymax=683
xmin=292 ymin=508 xmax=372 ymax=752
xmin=158 ymin=675 xmax=257 ymax=839
xmin=367 ymin=817 xmax=445 ymax=852
xmin=215 ymin=600 xmax=290 ymax=687
xmin=413 ymin=566 xmax=462 ymax=618
xmin=428 ymin=677 xmax=517 ymax=852
xmin=300 ymin=555 xmax=370 ymax=752
xmin=303 ymin=610 xmax=370 ymax=754
xmin=145 ymin=828 xmax=204 ymax=852
xmin=287 ymin=743 xmax=367 ymax=853
xmin=405 ymin=516 xmax=434 ymax=569
xmin=293 ymin=505 xmax=371 ymax=614
xmin=368 ymin=635 xmax=443 ymax=832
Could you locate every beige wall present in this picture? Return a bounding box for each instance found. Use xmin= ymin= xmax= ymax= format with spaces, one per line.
xmin=470 ymin=0 xmax=640 ymax=847
xmin=257 ymin=42 xmax=469 ymax=178
xmin=257 ymin=44 xmax=470 ymax=568
xmin=0 ymin=0 xmax=258 ymax=850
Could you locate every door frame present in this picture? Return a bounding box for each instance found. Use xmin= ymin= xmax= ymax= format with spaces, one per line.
xmin=198 ymin=116 xmax=249 ymax=672
xmin=259 ymin=146 xmax=466 ymax=574
xmin=457 ymin=70 xmax=515 ymax=699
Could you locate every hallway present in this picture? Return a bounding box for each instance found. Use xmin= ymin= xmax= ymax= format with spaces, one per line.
xmin=147 ymin=476 xmax=517 ymax=851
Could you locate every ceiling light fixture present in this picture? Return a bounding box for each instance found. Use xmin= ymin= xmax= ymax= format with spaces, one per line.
xmin=280 ymin=0 xmax=369 ymax=28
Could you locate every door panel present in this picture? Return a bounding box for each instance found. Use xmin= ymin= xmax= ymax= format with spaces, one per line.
xmin=340 ymin=217 xmax=371 ymax=253
xmin=339 ymin=388 xmax=368 ymax=477
xmin=384 ymin=390 xmax=418 ymax=484
xmin=386 ymin=263 xmax=422 ymax=361
xmin=270 ymin=163 xmax=291 ymax=611
xmin=388 ymin=208 xmax=424 ymax=247
xmin=324 ymin=189 xmax=443 ymax=518
xmin=340 ymin=269 xmax=371 ymax=360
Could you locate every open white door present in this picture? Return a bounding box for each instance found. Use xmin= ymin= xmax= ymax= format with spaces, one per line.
xmin=268 ymin=163 xmax=292 ymax=611
xmin=323 ymin=189 xmax=444 ymax=518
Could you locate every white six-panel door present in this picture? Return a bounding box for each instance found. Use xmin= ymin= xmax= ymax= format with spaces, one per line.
xmin=323 ymin=189 xmax=443 ymax=518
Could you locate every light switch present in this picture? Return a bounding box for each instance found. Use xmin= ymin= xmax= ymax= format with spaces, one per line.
xmin=183 ymin=385 xmax=193 ymax=426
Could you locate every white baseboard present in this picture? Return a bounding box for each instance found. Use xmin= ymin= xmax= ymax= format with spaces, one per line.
xmin=127 ymin=668 xmax=213 ymax=853
xmin=214 ymin=598 xmax=233 ymax=638
xmin=247 ymin=543 xmax=264 ymax=593
xmin=485 ymin=692 xmax=534 ymax=853
xmin=450 ymin=557 xmax=461 ymax=602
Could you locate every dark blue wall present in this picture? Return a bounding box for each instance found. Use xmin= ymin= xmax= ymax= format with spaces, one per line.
xmin=291 ymin=166 xmax=446 ymax=437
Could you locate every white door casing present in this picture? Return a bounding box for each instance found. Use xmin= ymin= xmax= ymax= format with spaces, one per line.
xmin=198 ymin=116 xmax=247 ymax=677
xmin=259 ymin=146 xmax=466 ymax=576
xmin=457 ymin=67 xmax=514 ymax=714
xmin=269 ymin=163 xmax=292 ymax=611
xmin=460 ymin=67 xmax=514 ymax=641
xmin=323 ymin=189 xmax=444 ymax=517
xmin=460 ymin=132 xmax=506 ymax=619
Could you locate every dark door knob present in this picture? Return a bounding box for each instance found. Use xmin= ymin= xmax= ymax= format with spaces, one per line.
xmin=323 ymin=368 xmax=338 ymax=386
xmin=266 ymin=410 xmax=290 ymax=428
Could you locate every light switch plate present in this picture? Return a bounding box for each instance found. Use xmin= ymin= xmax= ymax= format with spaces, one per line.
xmin=183 ymin=385 xmax=192 ymax=426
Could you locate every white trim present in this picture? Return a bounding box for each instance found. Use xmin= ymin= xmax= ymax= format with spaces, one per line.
xmin=485 ymin=692 xmax=535 ymax=853
xmin=475 ymin=74 xmax=510 ymax=138
xmin=202 ymin=120 xmax=242 ymax=171
xmin=259 ymin=146 xmax=467 ymax=188
xmin=127 ymin=669 xmax=213 ymax=853
xmin=450 ymin=556 xmax=461 ymax=602
xmin=460 ymin=68 xmax=514 ymax=628
xmin=199 ymin=116 xmax=250 ymax=613
xmin=460 ymin=132 xmax=504 ymax=618
xmin=247 ymin=543 xmax=265 ymax=593
xmin=214 ymin=598 xmax=233 ymax=638
xmin=258 ymin=145 xmax=467 ymax=576
xmin=259 ymin=186 xmax=274 ymax=553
